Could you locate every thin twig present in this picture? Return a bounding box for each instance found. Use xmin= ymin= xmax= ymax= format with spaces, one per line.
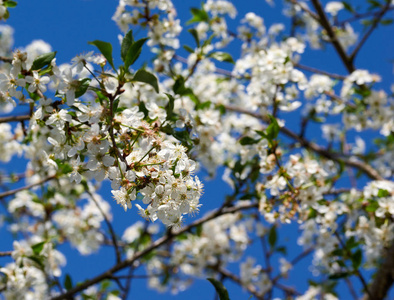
xmin=345 ymin=277 xmax=359 ymax=300
xmin=323 ymin=188 xmax=359 ymax=195
xmin=349 ymin=2 xmax=392 ymax=64
xmin=334 ymin=231 xmax=373 ymax=299
xmin=87 ymin=190 xmax=122 ymax=264
xmin=295 ymin=63 xmax=346 ymax=80
xmin=289 ymin=0 xmax=320 ymax=21
xmin=0 ymin=175 xmax=56 ymax=200
xmin=174 ymin=54 xmax=234 ymax=78
xmin=223 ymin=104 xmax=383 ymax=180
xmin=290 ymin=247 xmax=314 ymax=265
xmin=0 ymin=251 xmax=12 ymax=257
xmin=274 ymin=282 xmax=301 ymax=296
xmin=337 ymin=6 xmax=394 ymax=26
xmin=310 ymin=0 xmax=355 ymax=73
xmin=217 ymin=267 xmax=264 ymax=300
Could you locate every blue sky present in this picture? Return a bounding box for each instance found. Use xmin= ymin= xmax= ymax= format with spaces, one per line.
xmin=1 ymin=0 xmax=393 ymax=299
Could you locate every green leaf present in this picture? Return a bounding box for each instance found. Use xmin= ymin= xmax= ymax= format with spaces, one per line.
xmin=88 ymin=40 xmax=116 ymax=71
xmin=207 ymin=278 xmax=230 ymax=300
xmin=56 ymin=161 xmax=73 ymax=174
xmin=26 ymin=255 xmax=45 ymax=268
xmin=202 ymin=34 xmax=215 ymax=48
xmin=187 ymin=7 xmax=209 ymax=25
xmin=345 ymin=236 xmax=359 ymax=249
xmin=239 ymin=136 xmax=260 ymax=145
xmin=2 ymin=9 xmax=9 ymax=20
xmin=377 ymin=189 xmax=390 ymax=197
xmin=4 ymin=1 xmax=17 ymax=8
xmin=352 ymin=249 xmax=362 ymax=270
xmin=172 ymin=130 xmax=194 ymax=150
xmin=366 ymin=201 xmax=379 ymax=212
xmin=255 ymin=130 xmax=267 ymax=138
xmin=332 ymin=249 xmax=344 ymax=256
xmin=367 ymin=0 xmax=381 ymax=7
xmin=31 ymin=51 xmax=57 ymax=70
xmin=124 ymin=37 xmax=148 ymax=69
xmin=196 ymin=100 xmax=211 ymax=110
xmin=188 ymin=28 xmax=200 ymax=48
xmin=32 ymin=241 xmax=46 ymax=255
xmin=164 ymin=93 xmax=175 ymax=119
xmin=196 ymin=224 xmax=203 ymax=236
xmin=266 ymin=115 xmax=280 ymax=140
xmin=121 ymin=30 xmax=134 ymax=62
xmin=183 ymin=45 xmax=195 ymax=53
xmin=380 ymin=18 xmax=393 ymax=25
xmin=64 ymin=274 xmax=73 ymax=291
xmin=75 ymin=78 xmax=91 ymax=98
xmin=173 ymin=76 xmax=190 ymax=95
xmin=275 ymin=246 xmax=287 ymax=255
xmin=268 ymin=226 xmax=277 ymax=248
xmin=100 ymin=280 xmax=112 ymax=290
xmin=131 ymin=69 xmax=159 ymax=93
xmin=341 ymin=1 xmax=354 ymax=12
xmin=208 ymin=52 xmax=235 ymax=64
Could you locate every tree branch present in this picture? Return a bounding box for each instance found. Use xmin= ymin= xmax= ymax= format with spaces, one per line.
xmin=51 ymin=202 xmax=258 ymax=300
xmin=289 ymin=0 xmax=320 ymax=21
xmin=0 ymin=251 xmax=12 ymax=257
xmin=310 ymin=0 xmax=355 ymax=73
xmin=0 ymin=114 xmax=31 ymax=124
xmin=337 ymin=5 xmax=394 ymax=26
xmin=217 ymin=267 xmax=264 ymax=300
xmin=0 ymin=56 xmax=12 ymax=64
xmin=0 ymin=175 xmax=56 ymax=200
xmin=223 ymin=104 xmax=383 ymax=181
xmin=362 ymin=242 xmax=394 ymax=300
xmin=334 ymin=231 xmax=372 ymax=299
xmin=295 ymin=63 xmax=346 ymax=80
xmin=87 ymin=190 xmax=122 ymax=264
xmin=349 ymin=2 xmax=392 ymax=64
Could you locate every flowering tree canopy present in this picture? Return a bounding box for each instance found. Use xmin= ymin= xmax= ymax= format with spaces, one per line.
xmin=0 ymin=0 xmax=393 ymax=299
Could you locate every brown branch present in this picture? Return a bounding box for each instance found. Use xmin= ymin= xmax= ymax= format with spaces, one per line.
xmin=0 ymin=56 xmax=12 ymax=64
xmin=337 ymin=6 xmax=394 ymax=26
xmin=295 ymin=63 xmax=346 ymax=80
xmin=51 ymin=202 xmax=258 ymax=300
xmin=217 ymin=267 xmax=264 ymax=300
xmin=310 ymin=0 xmax=355 ymax=73
xmin=324 ymin=91 xmax=357 ymax=109
xmin=362 ymin=242 xmax=394 ymax=300
xmin=0 ymin=114 xmax=31 ymax=124
xmin=0 ymin=251 xmax=12 ymax=257
xmin=323 ymin=188 xmax=359 ymax=195
xmin=289 ymin=0 xmax=320 ymax=21
xmin=273 ymin=282 xmax=301 ymax=296
xmin=272 ymin=248 xmax=314 ymax=285
xmin=349 ymin=2 xmax=392 ymax=64
xmin=223 ymin=104 xmax=383 ymax=181
xmin=87 ymin=190 xmax=122 ymax=264
xmin=173 ymin=54 xmax=234 ymax=78
xmin=0 ymin=175 xmax=56 ymax=200
xmin=279 ymin=124 xmax=383 ymax=180
xmin=345 ymin=277 xmax=359 ymax=300
xmin=290 ymin=247 xmax=314 ymax=265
